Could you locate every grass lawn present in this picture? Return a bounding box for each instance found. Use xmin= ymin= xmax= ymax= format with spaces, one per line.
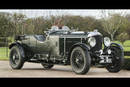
xmin=0 ymin=47 xmax=9 ymax=60
xmin=112 ymin=40 xmax=130 ymax=59
xmin=123 ymin=47 xmax=130 ymax=59
xmin=124 ymin=47 xmax=130 ymax=52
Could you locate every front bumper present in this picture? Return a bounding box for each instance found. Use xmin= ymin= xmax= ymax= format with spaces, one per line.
xmin=92 ymin=49 xmax=113 ymax=64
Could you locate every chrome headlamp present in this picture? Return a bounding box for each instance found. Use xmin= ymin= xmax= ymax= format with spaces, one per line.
xmin=88 ymin=37 xmax=96 ymax=47
xmin=104 ymin=37 xmax=111 ymax=47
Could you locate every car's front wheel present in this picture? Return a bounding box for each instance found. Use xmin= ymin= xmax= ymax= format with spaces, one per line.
xmin=9 ymin=46 xmax=25 ymax=69
xmin=106 ymin=46 xmax=124 ymax=73
xmin=70 ymin=46 xmax=91 ymax=75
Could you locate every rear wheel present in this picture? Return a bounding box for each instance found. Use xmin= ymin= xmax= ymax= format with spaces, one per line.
xmin=106 ymin=46 xmax=124 ymax=73
xmin=9 ymin=46 xmax=25 ymax=69
xmin=70 ymin=46 xmax=91 ymax=74
xmin=41 ymin=63 xmax=54 ymax=69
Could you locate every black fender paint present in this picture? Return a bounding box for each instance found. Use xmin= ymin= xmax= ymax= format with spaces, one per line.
xmin=110 ymin=43 xmax=124 ymax=58
xmin=9 ymin=42 xmax=25 ymax=58
xmin=104 ymin=43 xmax=124 ymax=54
xmin=71 ymin=42 xmax=90 ymax=51
xmin=68 ymin=42 xmax=90 ymax=59
xmin=110 ymin=43 xmax=123 ymax=51
xmin=103 ymin=42 xmax=124 ymax=65
xmin=9 ymin=42 xmax=21 ymax=49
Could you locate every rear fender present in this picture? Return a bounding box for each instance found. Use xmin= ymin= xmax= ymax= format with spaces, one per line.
xmin=9 ymin=42 xmax=25 ymax=58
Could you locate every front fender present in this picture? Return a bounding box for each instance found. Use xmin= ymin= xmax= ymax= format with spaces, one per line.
xmin=71 ymin=42 xmax=90 ymax=51
xmin=110 ymin=43 xmax=124 ymax=51
xmin=67 ymin=42 xmax=90 ymax=63
xmin=103 ymin=43 xmax=124 ymax=58
xmin=68 ymin=42 xmax=90 ymax=57
xmin=103 ymin=43 xmax=124 ymax=55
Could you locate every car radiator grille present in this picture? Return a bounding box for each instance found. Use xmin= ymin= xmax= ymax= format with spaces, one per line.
xmin=91 ymin=35 xmax=103 ymax=52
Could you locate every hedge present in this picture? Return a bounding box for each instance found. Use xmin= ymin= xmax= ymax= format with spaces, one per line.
xmin=123 ymin=58 xmax=130 ymax=70
xmin=0 ymin=37 xmax=13 ymax=47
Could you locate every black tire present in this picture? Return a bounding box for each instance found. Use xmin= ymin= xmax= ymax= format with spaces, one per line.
xmin=41 ymin=63 xmax=54 ymax=69
xmin=70 ymin=46 xmax=91 ymax=74
xmin=106 ymin=46 xmax=124 ymax=73
xmin=9 ymin=46 xmax=25 ymax=69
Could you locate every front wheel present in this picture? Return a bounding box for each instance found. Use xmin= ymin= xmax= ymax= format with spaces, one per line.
xmin=70 ymin=46 xmax=91 ymax=75
xmin=106 ymin=46 xmax=124 ymax=73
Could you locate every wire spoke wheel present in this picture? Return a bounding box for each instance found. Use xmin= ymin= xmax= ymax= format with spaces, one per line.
xmin=9 ymin=46 xmax=24 ymax=69
xmin=72 ymin=50 xmax=84 ymax=69
xmin=10 ymin=49 xmax=20 ymax=66
xmin=12 ymin=52 xmax=20 ymax=65
xmin=70 ymin=46 xmax=91 ymax=74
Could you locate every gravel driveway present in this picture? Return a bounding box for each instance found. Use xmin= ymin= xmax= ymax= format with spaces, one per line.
xmin=0 ymin=61 xmax=130 ymax=78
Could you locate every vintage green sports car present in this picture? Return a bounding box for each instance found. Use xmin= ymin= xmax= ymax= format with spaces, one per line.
xmin=9 ymin=26 xmax=124 ymax=74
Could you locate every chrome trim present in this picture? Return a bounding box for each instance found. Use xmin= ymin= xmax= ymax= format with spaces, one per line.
xmin=87 ymin=32 xmax=102 ymax=38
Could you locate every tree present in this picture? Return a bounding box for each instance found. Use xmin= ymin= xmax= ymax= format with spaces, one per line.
xmin=49 ymin=15 xmax=100 ymax=32
xmin=28 ymin=16 xmax=51 ymax=35
xmin=101 ymin=10 xmax=128 ymax=40
xmin=0 ymin=12 xmax=14 ymax=37
xmin=11 ymin=13 xmax=26 ymax=36
xmin=124 ymin=14 xmax=130 ymax=39
xmin=23 ymin=18 xmax=35 ymax=34
xmin=116 ymin=32 xmax=129 ymax=44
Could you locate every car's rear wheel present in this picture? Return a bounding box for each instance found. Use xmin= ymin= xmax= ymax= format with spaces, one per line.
xmin=41 ymin=63 xmax=54 ymax=69
xmin=9 ymin=46 xmax=24 ymax=69
xmin=106 ymin=46 xmax=124 ymax=73
xmin=70 ymin=46 xmax=91 ymax=74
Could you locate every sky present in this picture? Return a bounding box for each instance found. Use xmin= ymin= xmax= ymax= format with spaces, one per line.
xmin=0 ymin=9 xmax=130 ymax=19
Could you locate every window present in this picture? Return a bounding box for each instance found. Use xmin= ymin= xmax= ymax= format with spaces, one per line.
xmin=34 ymin=35 xmax=45 ymax=42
